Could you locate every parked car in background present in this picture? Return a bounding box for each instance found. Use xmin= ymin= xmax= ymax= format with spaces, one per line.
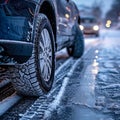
xmin=0 ymin=0 xmax=84 ymax=96
xmin=79 ymin=15 xmax=100 ymax=37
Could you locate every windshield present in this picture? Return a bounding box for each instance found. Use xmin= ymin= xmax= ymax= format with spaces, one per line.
xmin=81 ymin=17 xmax=97 ymax=23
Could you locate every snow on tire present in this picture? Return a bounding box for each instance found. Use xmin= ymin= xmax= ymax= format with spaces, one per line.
xmin=10 ymin=14 xmax=55 ymax=96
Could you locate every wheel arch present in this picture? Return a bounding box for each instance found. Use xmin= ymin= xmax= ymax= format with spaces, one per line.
xmin=39 ymin=1 xmax=57 ymax=47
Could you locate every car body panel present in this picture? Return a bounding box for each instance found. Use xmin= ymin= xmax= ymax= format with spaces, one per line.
xmin=54 ymin=0 xmax=80 ymax=50
xmin=0 ymin=0 xmax=81 ymax=64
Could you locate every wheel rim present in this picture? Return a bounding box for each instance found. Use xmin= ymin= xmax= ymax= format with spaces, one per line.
xmin=39 ymin=28 xmax=52 ymax=82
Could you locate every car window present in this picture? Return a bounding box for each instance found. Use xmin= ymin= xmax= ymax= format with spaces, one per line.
xmin=81 ymin=17 xmax=97 ymax=23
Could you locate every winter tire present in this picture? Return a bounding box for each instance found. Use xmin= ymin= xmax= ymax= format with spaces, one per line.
xmin=67 ymin=24 xmax=84 ymax=58
xmin=10 ymin=14 xmax=55 ymax=96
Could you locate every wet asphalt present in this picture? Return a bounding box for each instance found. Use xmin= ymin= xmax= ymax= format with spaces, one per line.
xmin=49 ymin=30 xmax=120 ymax=120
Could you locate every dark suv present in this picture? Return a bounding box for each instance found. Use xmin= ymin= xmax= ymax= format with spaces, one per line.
xmin=0 ymin=0 xmax=84 ymax=96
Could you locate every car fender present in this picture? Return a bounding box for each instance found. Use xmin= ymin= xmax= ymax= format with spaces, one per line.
xmin=29 ymin=0 xmax=56 ymax=43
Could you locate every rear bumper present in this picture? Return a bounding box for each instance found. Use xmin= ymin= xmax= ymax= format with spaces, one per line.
xmin=0 ymin=40 xmax=33 ymax=64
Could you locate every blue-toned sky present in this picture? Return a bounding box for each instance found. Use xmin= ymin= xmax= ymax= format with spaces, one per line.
xmin=74 ymin=0 xmax=113 ymax=17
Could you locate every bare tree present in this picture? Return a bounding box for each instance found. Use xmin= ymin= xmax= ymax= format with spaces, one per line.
xmin=91 ymin=0 xmax=102 ymax=20
xmin=105 ymin=0 xmax=120 ymax=23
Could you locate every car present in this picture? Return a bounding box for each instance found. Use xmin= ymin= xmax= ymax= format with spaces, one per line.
xmin=0 ymin=0 xmax=84 ymax=96
xmin=79 ymin=15 xmax=100 ymax=37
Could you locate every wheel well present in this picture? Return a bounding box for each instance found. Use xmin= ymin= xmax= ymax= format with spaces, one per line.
xmin=40 ymin=1 xmax=56 ymax=43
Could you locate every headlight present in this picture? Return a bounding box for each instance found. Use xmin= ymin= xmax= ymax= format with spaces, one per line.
xmin=93 ymin=25 xmax=99 ymax=31
xmin=79 ymin=25 xmax=84 ymax=30
xmin=65 ymin=14 xmax=70 ymax=19
xmin=106 ymin=24 xmax=110 ymax=28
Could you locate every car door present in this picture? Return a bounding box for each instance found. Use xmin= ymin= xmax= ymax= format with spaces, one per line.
xmin=55 ymin=0 xmax=74 ymax=47
xmin=56 ymin=0 xmax=73 ymax=35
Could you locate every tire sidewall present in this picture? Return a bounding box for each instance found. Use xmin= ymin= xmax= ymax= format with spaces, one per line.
xmin=67 ymin=24 xmax=84 ymax=58
xmin=73 ymin=24 xmax=84 ymax=58
xmin=34 ymin=14 xmax=55 ymax=92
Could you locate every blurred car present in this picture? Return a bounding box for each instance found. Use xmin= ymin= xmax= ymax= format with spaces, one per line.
xmin=0 ymin=0 xmax=84 ymax=96
xmin=79 ymin=15 xmax=100 ymax=37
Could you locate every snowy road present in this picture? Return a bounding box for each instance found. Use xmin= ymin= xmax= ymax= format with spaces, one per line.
xmin=48 ymin=29 xmax=120 ymax=120
xmin=0 ymin=29 xmax=120 ymax=120
xmin=46 ymin=29 xmax=120 ymax=120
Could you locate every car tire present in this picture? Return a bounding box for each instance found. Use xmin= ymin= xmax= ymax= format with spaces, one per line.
xmin=67 ymin=24 xmax=84 ymax=58
xmin=10 ymin=14 xmax=55 ymax=96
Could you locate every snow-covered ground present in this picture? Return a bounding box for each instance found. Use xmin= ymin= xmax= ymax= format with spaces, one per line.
xmin=49 ymin=29 xmax=120 ymax=120
xmin=0 ymin=93 xmax=21 ymax=116
xmin=95 ymin=29 xmax=120 ymax=120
